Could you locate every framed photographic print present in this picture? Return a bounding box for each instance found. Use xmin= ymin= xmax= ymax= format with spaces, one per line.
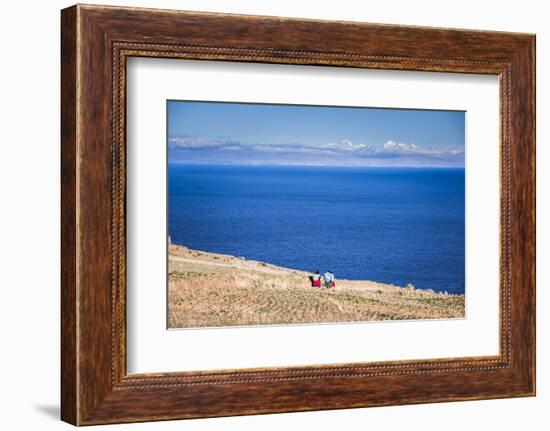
xmin=61 ymin=4 xmax=536 ymax=425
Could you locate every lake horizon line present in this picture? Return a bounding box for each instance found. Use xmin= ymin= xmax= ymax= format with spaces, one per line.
xmin=167 ymin=162 xmax=465 ymax=170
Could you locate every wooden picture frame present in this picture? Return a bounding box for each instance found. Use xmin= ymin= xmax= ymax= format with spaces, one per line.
xmin=61 ymin=4 xmax=535 ymax=425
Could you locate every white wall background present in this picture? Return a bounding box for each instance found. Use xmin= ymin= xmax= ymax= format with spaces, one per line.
xmin=0 ymin=0 xmax=546 ymax=429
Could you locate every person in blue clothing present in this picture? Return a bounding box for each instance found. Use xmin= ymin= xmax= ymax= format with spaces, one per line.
xmin=323 ymin=271 xmax=335 ymax=288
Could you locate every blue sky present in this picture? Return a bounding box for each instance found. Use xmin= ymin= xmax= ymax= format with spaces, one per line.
xmin=168 ymin=100 xmax=465 ymax=167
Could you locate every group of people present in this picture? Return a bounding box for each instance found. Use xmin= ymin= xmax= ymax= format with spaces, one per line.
xmin=309 ymin=270 xmax=336 ymax=289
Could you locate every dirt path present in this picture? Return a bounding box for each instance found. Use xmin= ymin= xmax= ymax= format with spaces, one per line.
xmin=170 ymin=254 xmax=298 ymax=276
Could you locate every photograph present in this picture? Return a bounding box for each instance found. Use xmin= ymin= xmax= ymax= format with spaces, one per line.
xmin=167 ymin=100 xmax=466 ymax=328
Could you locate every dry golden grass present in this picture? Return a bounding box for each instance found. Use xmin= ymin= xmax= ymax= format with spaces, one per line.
xmin=168 ymin=244 xmax=465 ymax=328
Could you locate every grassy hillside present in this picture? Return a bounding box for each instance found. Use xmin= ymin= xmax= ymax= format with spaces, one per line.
xmin=168 ymin=244 xmax=465 ymax=328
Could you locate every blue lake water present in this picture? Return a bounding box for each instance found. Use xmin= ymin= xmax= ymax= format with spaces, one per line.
xmin=168 ymin=165 xmax=465 ymax=294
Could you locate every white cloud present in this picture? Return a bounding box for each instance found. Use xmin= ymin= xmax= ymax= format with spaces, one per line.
xmin=169 ymin=136 xmax=247 ymax=151
xmin=252 ymin=144 xmax=334 ymax=155
xmin=321 ymin=139 xmax=368 ymax=151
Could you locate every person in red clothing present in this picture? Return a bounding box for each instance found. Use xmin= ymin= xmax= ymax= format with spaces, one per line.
xmin=309 ymin=270 xmax=322 ymax=288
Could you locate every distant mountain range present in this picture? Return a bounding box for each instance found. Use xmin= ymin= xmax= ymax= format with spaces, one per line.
xmin=168 ymin=136 xmax=465 ymax=167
